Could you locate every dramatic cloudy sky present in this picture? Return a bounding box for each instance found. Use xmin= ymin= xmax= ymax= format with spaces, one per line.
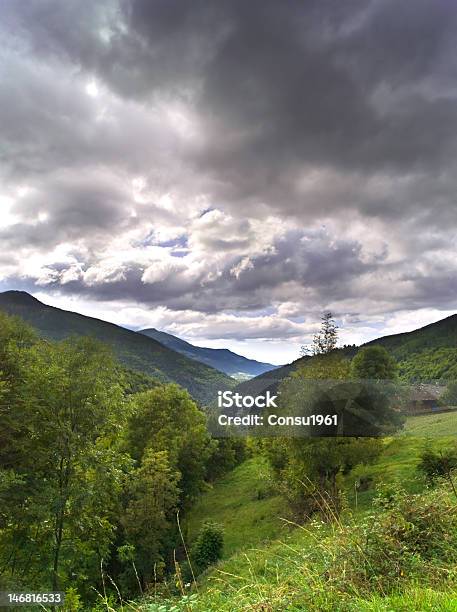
xmin=1 ymin=0 xmax=457 ymax=364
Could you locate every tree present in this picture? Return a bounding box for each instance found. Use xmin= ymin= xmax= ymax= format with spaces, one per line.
xmin=301 ymin=312 xmax=338 ymax=356
xmin=418 ymin=445 xmax=457 ymax=498
xmin=191 ymin=522 xmax=224 ymax=574
xmin=0 ymin=334 xmax=129 ymax=594
xmin=264 ymin=353 xmax=355 ymax=517
xmin=121 ymin=450 xmax=180 ymax=589
xmin=440 ymin=380 xmax=457 ymax=406
xmin=266 ymin=337 xmax=402 ymax=519
xmin=348 ymin=346 xmax=403 ymax=436
xmin=0 ymin=312 xmax=37 ymax=469
xmin=351 ymin=345 xmax=398 ymax=381
xmin=205 ymin=438 xmax=247 ymax=481
xmin=126 ymin=384 xmax=212 ymax=506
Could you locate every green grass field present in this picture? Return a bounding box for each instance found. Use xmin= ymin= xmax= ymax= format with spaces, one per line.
xmin=185 ymin=457 xmax=286 ymax=557
xmin=187 ymin=413 xmax=457 ymax=555
xmin=402 ymin=410 xmax=457 ymax=437
xmin=150 ymin=416 xmax=457 ymax=611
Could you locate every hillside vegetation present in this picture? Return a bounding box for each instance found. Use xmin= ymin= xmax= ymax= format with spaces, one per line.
xmin=141 ymin=327 xmax=277 ymax=378
xmin=186 ymin=415 xmax=457 ymax=555
xmin=0 ymin=310 xmax=248 ymax=607
xmin=137 ymin=418 xmax=457 ymax=612
xmin=0 ymin=291 xmax=234 ymax=404
xmin=238 ymin=313 xmax=457 ymax=397
xmin=2 ymin=305 xmax=457 ymax=610
xmin=185 ymin=457 xmax=286 ymax=558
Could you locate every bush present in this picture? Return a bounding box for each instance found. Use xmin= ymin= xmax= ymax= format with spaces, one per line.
xmin=418 ymin=445 xmax=457 ymax=494
xmin=326 ymin=485 xmax=457 ymax=596
xmin=440 ymin=380 xmax=457 ymax=406
xmin=191 ymin=522 xmax=224 ymax=574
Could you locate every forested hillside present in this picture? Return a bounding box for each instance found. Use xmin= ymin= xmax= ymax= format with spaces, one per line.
xmin=238 ymin=313 xmax=457 ymax=396
xmin=0 ymin=291 xmax=234 ymax=404
xmin=0 ymin=311 xmax=245 ymax=606
xmin=367 ymin=314 xmax=457 ymax=353
xmin=141 ymin=327 xmax=278 ymax=378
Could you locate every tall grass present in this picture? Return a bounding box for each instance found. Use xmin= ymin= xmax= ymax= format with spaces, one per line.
xmin=109 ymin=483 xmax=457 ymax=612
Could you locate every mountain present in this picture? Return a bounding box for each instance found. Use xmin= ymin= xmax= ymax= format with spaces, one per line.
xmin=236 ymin=313 xmax=457 ymax=395
xmin=364 ymin=314 xmax=457 ymax=354
xmin=140 ymin=328 xmax=278 ymax=379
xmin=0 ymin=291 xmax=235 ymax=404
xmin=365 ymin=314 xmax=457 ymax=381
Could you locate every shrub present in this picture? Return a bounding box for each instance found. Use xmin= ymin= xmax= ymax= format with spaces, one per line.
xmin=418 ymin=445 xmax=457 ymax=497
xmin=191 ymin=522 xmax=224 ymax=574
xmin=326 ymin=485 xmax=457 ymax=596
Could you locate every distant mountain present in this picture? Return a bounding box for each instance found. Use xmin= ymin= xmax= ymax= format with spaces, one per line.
xmin=0 ymin=291 xmax=235 ymax=404
xmin=140 ymin=328 xmax=278 ymax=379
xmin=236 ymin=312 xmax=457 ymax=395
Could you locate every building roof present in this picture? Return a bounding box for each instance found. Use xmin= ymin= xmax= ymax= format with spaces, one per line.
xmin=408 ymin=383 xmax=444 ymax=402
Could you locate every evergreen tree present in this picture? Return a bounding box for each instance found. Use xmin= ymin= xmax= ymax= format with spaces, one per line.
xmin=301 ymin=312 xmax=338 ymax=356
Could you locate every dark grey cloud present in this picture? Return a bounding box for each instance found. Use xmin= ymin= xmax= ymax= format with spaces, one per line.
xmin=3 ymin=1 xmax=457 ymax=203
xmin=0 ymin=172 xmax=137 ymax=249
xmin=1 ymin=0 xmax=457 ymax=340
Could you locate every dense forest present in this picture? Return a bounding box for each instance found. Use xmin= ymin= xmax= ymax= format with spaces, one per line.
xmin=0 ymin=311 xmax=244 ymax=605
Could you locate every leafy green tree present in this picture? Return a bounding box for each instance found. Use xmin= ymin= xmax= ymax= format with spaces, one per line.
xmin=265 ymin=349 xmax=400 ymax=519
xmin=121 ymin=368 xmax=159 ymax=395
xmin=295 ymin=351 xmax=350 ymax=380
xmin=205 ymin=438 xmax=247 ymax=481
xmin=351 ymin=345 xmax=398 ymax=380
xmin=348 ymin=346 xmax=403 ymax=436
xmin=440 ymin=380 xmax=457 ymax=406
xmin=0 ymin=334 xmax=129 ymax=594
xmin=265 ymin=354 xmax=350 ymax=517
xmin=121 ymin=450 xmax=180 ymax=589
xmin=418 ymin=445 xmax=457 ymax=498
xmin=0 ymin=312 xmax=37 ymax=469
xmin=126 ymin=384 xmax=211 ymax=506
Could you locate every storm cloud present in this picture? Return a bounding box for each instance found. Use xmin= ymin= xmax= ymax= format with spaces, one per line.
xmin=1 ymin=0 xmax=457 ymax=362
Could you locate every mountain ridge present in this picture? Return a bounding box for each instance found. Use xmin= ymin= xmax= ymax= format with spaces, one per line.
xmin=2 ymin=290 xmax=457 ymax=401
xmin=140 ymin=327 xmax=278 ymax=379
xmin=0 ymin=290 xmax=235 ymax=404
xmin=236 ymin=311 xmax=457 ymax=395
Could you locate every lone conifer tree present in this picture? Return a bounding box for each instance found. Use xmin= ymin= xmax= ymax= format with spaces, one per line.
xmin=301 ymin=312 xmax=338 ymax=356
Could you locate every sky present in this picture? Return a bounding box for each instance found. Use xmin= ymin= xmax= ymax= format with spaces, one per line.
xmin=1 ymin=0 xmax=457 ymax=365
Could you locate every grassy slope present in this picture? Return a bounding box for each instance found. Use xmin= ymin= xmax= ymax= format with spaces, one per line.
xmin=179 ymin=414 xmax=457 ymax=611
xmin=185 ymin=457 xmax=286 ymax=558
xmin=188 ymin=414 xmax=457 ymax=553
xmin=188 ymin=413 xmax=457 ymax=551
xmin=403 ymin=410 xmax=457 ymax=436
